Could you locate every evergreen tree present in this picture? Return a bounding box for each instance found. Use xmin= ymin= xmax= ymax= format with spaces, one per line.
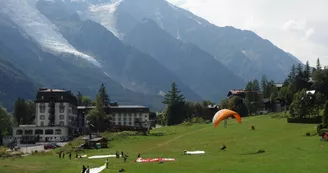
xmin=304 ymin=61 xmax=311 ymax=80
xmin=261 ymin=75 xmax=268 ymax=97
xmin=86 ymin=94 xmax=110 ymax=132
xmin=163 ymin=82 xmax=186 ymax=125
xmin=13 ymin=98 xmax=26 ymax=126
xmin=98 ymin=83 xmax=110 ymax=106
xmin=316 ymin=58 xmax=322 ymax=71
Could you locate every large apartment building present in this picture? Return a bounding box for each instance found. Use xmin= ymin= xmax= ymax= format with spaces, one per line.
xmin=11 ymin=88 xmax=79 ymax=143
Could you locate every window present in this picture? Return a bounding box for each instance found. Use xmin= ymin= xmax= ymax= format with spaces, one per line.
xmin=45 ymin=129 xmax=54 ymax=135
xmin=123 ymin=122 xmax=126 ymax=125
xmin=59 ymin=121 xmax=64 ymax=126
xmin=118 ymin=122 xmax=121 ymax=125
xmin=60 ymin=115 xmax=64 ymax=120
xmin=129 ymin=122 xmax=132 ymax=125
xmin=59 ymin=103 xmax=65 ymax=113
xmin=40 ymin=115 xmax=45 ymax=120
xmin=61 ymin=96 xmax=63 ymax=100
xmin=35 ymin=129 xmax=43 ymax=135
xmin=39 ymin=103 xmax=45 ymax=113
xmin=24 ymin=130 xmax=33 ymax=135
xmin=16 ymin=130 xmax=23 ymax=135
xmin=40 ymin=121 xmax=44 ymax=126
xmin=55 ymin=129 xmax=62 ymax=135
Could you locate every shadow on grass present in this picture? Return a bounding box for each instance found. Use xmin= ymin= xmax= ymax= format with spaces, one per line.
xmin=239 ymin=150 xmax=266 ymax=155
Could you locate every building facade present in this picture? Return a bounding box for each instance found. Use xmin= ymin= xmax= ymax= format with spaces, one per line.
xmin=10 ymin=88 xmax=78 ymax=143
xmin=77 ymin=105 xmax=151 ymax=132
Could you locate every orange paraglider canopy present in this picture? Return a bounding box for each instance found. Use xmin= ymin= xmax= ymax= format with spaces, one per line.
xmin=212 ymin=109 xmax=241 ymax=128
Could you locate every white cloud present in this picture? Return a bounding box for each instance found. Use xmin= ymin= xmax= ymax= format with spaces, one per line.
xmin=167 ymin=0 xmax=328 ymax=66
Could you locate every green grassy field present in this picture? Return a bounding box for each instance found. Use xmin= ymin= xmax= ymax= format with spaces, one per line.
xmin=1 ymin=115 xmax=328 ymax=173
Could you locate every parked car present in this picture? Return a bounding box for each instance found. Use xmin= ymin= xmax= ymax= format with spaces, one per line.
xmin=44 ymin=144 xmax=56 ymax=150
xmin=51 ymin=143 xmax=61 ymax=148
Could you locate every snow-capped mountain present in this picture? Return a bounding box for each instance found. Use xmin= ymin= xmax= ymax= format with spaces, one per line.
xmin=0 ymin=0 xmax=100 ymax=67
xmin=0 ymin=0 xmax=303 ymax=111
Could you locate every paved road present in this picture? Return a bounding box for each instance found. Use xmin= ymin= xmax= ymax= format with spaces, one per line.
xmin=17 ymin=142 xmax=68 ymax=154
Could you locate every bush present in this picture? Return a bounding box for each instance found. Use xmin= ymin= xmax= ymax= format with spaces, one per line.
xmin=287 ymin=116 xmax=322 ymax=124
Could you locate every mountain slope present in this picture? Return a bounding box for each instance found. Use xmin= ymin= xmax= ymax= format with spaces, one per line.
xmin=124 ymin=19 xmax=245 ymax=102
xmin=0 ymin=55 xmax=37 ymax=112
xmin=0 ymin=15 xmax=164 ymax=111
xmin=74 ymin=0 xmax=301 ymax=82
xmin=36 ymin=0 xmax=201 ymax=101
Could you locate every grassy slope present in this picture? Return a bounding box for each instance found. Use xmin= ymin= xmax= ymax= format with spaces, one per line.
xmin=1 ymin=115 xmax=328 ymax=173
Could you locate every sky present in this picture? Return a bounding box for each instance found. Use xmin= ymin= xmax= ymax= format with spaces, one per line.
xmin=167 ymin=0 xmax=328 ymax=66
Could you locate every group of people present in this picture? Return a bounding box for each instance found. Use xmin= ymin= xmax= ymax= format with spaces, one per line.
xmin=58 ymin=151 xmax=72 ymax=160
xmin=116 ymin=151 xmax=129 ymax=162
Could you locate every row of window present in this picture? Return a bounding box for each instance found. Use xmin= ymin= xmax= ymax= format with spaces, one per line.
xmin=40 ymin=115 xmax=65 ymax=120
xmin=115 ymin=113 xmax=147 ymax=118
xmin=39 ymin=121 xmax=65 ymax=126
xmin=16 ymin=129 xmax=62 ymax=135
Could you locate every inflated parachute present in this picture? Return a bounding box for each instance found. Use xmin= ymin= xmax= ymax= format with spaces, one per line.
xmin=212 ymin=109 xmax=241 ymax=128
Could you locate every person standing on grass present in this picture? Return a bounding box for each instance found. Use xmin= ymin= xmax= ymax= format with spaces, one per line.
xmin=63 ymin=152 xmax=65 ymax=159
xmin=82 ymin=165 xmax=86 ymax=173
xmin=105 ymin=159 xmax=109 ymax=168
xmin=59 ymin=152 xmax=61 ymax=159
xmin=69 ymin=152 xmax=72 ymax=160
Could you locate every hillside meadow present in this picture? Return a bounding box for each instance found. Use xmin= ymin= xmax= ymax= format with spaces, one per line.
xmin=1 ymin=114 xmax=327 ymax=173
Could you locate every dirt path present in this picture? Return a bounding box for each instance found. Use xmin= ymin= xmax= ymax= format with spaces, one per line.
xmin=144 ymin=126 xmax=210 ymax=153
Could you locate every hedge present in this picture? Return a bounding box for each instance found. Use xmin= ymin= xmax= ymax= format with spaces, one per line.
xmin=287 ymin=116 xmax=322 ymax=124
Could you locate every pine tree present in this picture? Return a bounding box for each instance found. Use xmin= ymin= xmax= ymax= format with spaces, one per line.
xmin=98 ymin=83 xmax=110 ymax=106
xmin=261 ymin=75 xmax=268 ymax=97
xmin=316 ymin=58 xmax=322 ymax=71
xmin=163 ymin=82 xmax=185 ymax=125
xmin=162 ymin=82 xmax=185 ymax=105
xmin=304 ymin=61 xmax=311 ymax=80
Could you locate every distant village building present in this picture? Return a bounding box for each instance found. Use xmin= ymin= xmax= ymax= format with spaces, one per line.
xmin=227 ymin=89 xmax=246 ymax=98
xmin=77 ymin=105 xmax=152 ymax=132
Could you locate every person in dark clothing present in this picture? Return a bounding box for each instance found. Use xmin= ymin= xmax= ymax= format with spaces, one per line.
xmin=76 ymin=153 xmax=78 ymax=159
xmin=82 ymin=165 xmax=86 ymax=173
xmin=121 ymin=151 xmax=124 ymax=157
xmin=220 ymin=144 xmax=226 ymax=150
xmin=123 ymin=156 xmax=127 ymax=163
xmin=63 ymin=153 xmax=65 ymax=159
xmin=137 ymin=153 xmax=140 ymax=158
xmin=59 ymin=152 xmax=61 ymax=159
xmin=69 ymin=153 xmax=72 ymax=160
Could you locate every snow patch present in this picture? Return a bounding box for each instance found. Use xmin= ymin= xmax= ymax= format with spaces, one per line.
xmin=158 ymin=90 xmax=166 ymax=97
xmin=79 ymin=0 xmax=123 ymax=38
xmin=0 ymin=0 xmax=100 ymax=67
xmin=104 ymin=72 xmax=110 ymax=77
xmin=153 ymin=8 xmax=165 ymax=29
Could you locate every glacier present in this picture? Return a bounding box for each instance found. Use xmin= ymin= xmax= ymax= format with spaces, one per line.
xmin=77 ymin=0 xmax=124 ymax=39
xmin=0 ymin=0 xmax=101 ymax=67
